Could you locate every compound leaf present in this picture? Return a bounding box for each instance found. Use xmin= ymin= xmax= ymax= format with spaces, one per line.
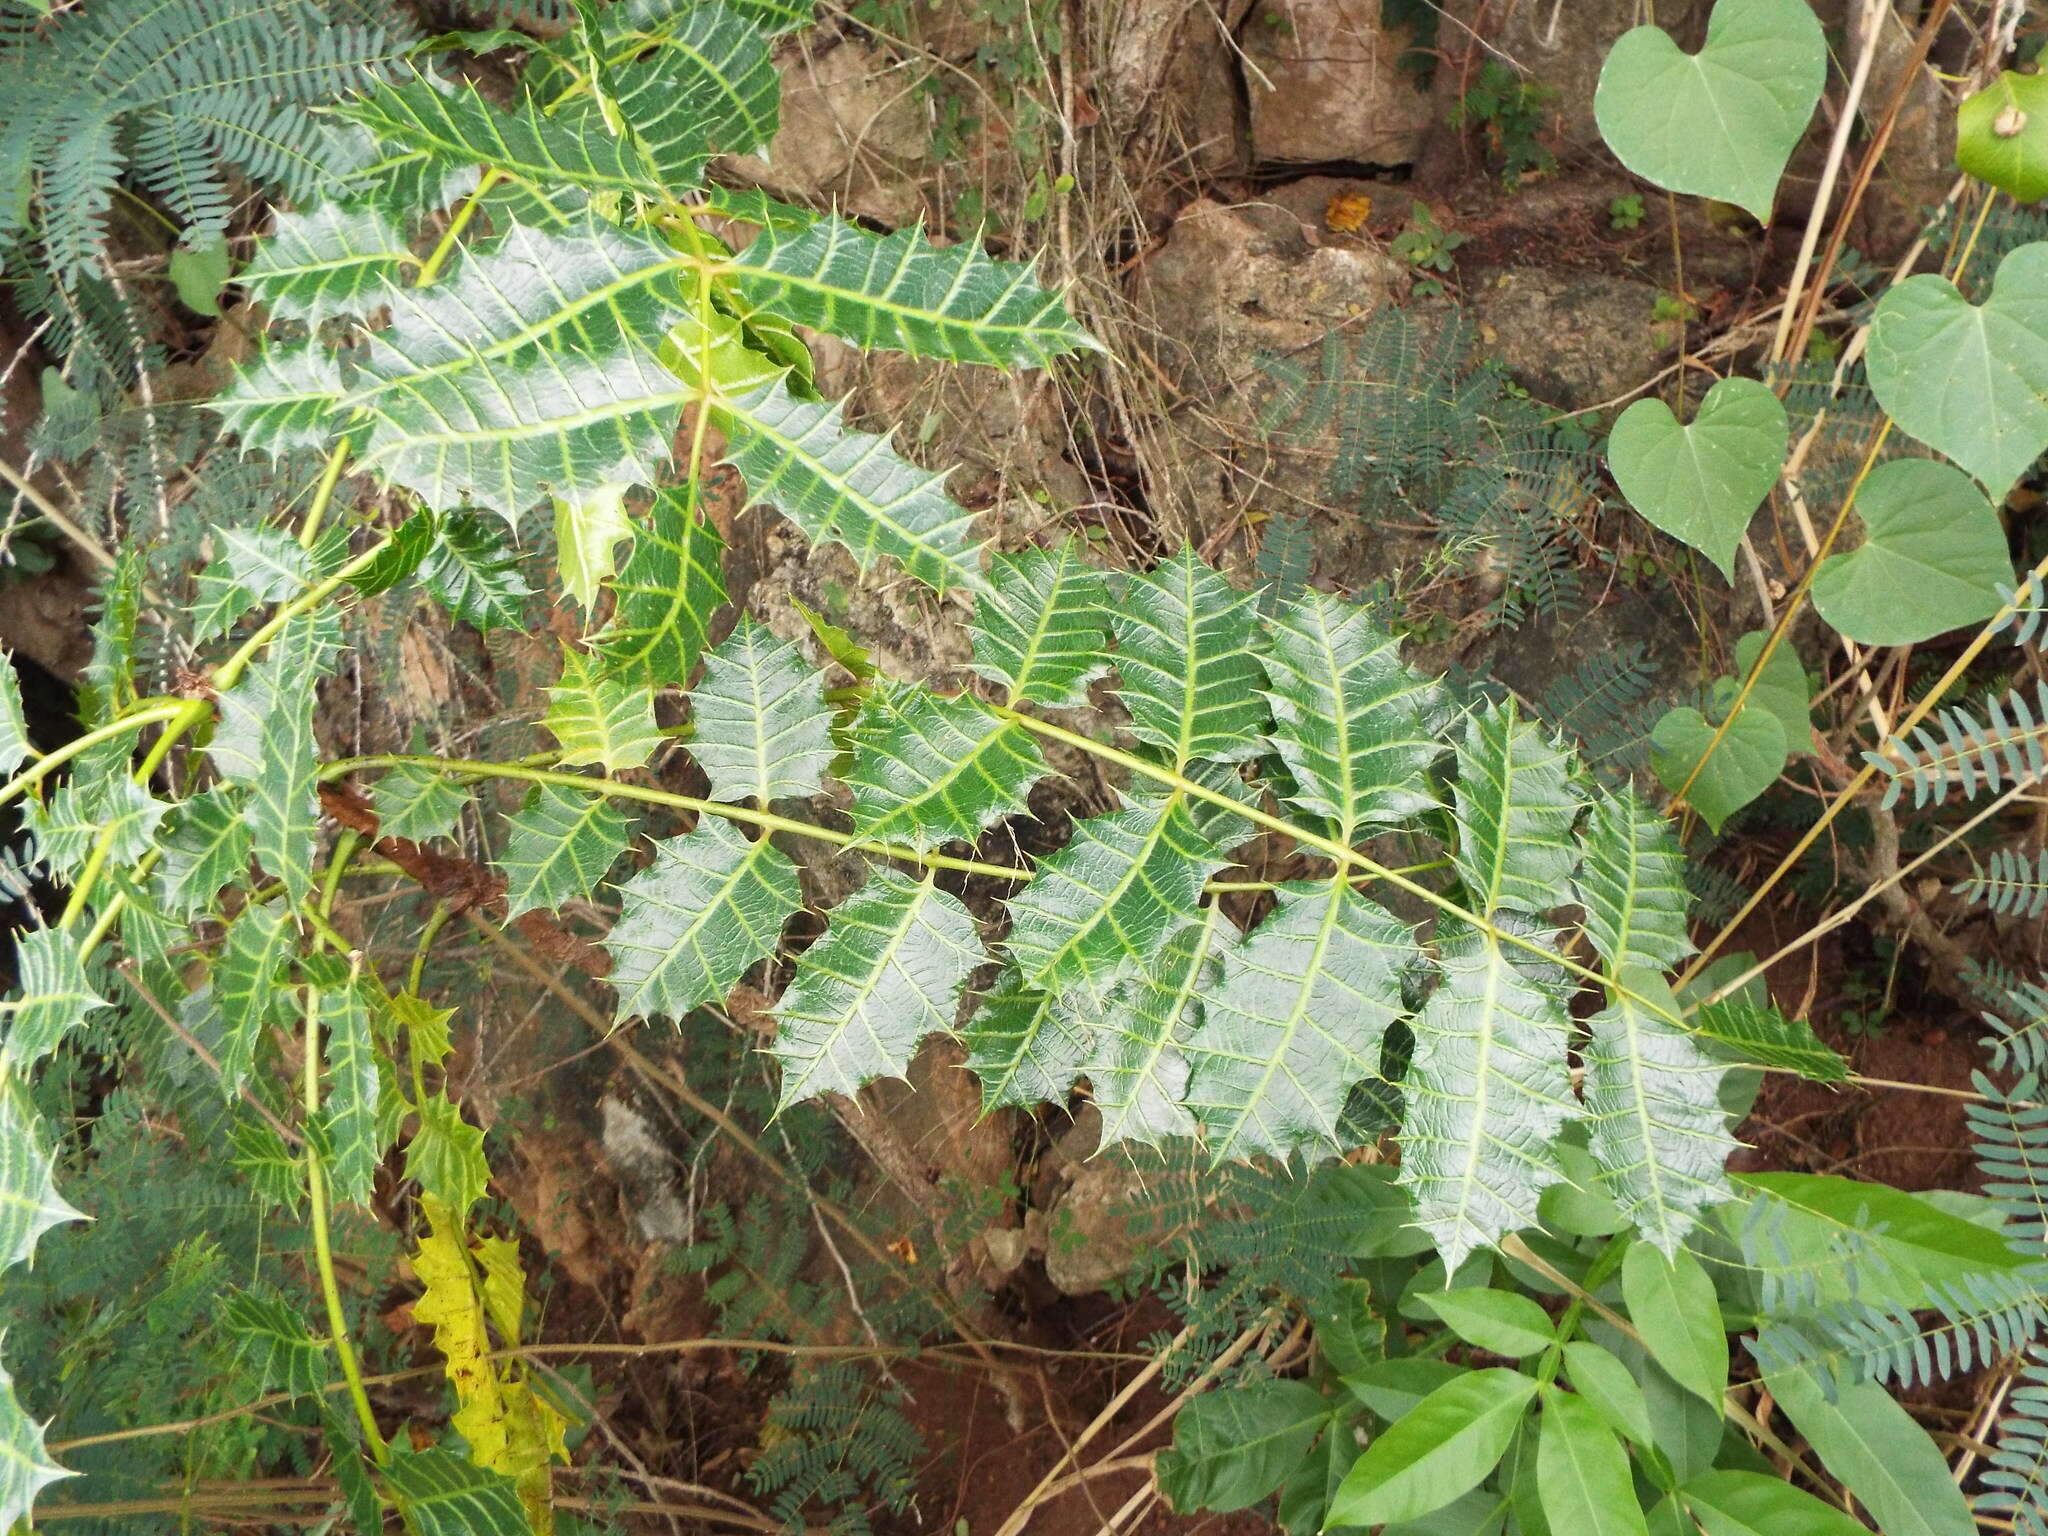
xmin=1108 ymin=549 xmax=1266 ymax=768
xmin=497 ymin=783 xmax=631 ymax=919
xmin=1578 ymin=788 xmax=1693 ymax=976
xmin=210 ymin=614 xmax=333 ymax=904
xmin=543 ymin=645 xmax=661 ymax=773
xmin=1450 ymin=702 xmax=1583 ymax=916
xmin=1080 ymin=909 xmax=1224 ymax=1149
xmin=419 ymin=514 xmax=536 ymax=631
xmin=239 ymin=201 xmax=411 ymax=326
xmin=969 ymin=539 xmax=1112 ymax=707
xmin=0 ymin=927 xmax=107 ymax=1072
xmin=372 ymin=764 xmax=469 ymax=843
xmin=216 ymin=902 xmax=294 ymax=1097
xmin=224 ymin=1287 xmax=328 ymax=1397
xmin=321 ymin=984 xmax=380 ymax=1207
xmin=156 ymin=787 xmax=253 ymax=918
xmin=0 ymin=1077 xmax=84 ymax=1271
xmin=594 ymin=485 xmax=727 ymax=684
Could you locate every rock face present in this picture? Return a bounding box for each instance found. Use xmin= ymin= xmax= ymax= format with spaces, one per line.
xmin=1481 ymin=0 xmax=1711 ymax=147
xmin=1240 ymin=0 xmax=1435 ymax=166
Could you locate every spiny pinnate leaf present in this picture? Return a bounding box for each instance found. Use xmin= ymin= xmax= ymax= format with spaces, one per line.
xmin=554 ymin=484 xmax=634 ymax=611
xmin=231 ymin=1120 xmax=304 ymax=1214
xmin=240 ymin=202 xmax=411 ymax=326
xmin=1692 ymin=994 xmax=1847 ymax=1082
xmin=1399 ymin=920 xmax=1575 ymax=1267
xmin=1079 ymin=910 xmax=1223 ymax=1149
xmin=224 ymin=1287 xmax=328 ymax=1396
xmin=381 ymin=1448 xmax=527 ymax=1536
xmin=156 ymin=787 xmax=253 ymax=917
xmin=1189 ymin=877 xmax=1415 ymax=1162
xmin=497 ymin=783 xmax=631 ymax=918
xmin=724 ymin=216 xmax=1098 ymax=368
xmin=0 ymin=1075 xmax=85 ymax=1269
xmin=0 ymin=1347 xmax=70 ymax=1527
xmin=340 ymin=72 xmax=673 ymax=200
xmin=0 ymin=927 xmax=107 ymax=1072
xmin=350 ymin=510 xmax=438 ymax=598
xmin=419 ymin=514 xmax=536 ymax=631
xmin=30 ymin=777 xmax=166 ymax=879
xmin=1107 ymin=551 xmax=1267 ymax=768
xmin=544 ymin=645 xmax=662 ymax=774
xmin=604 ymin=818 xmax=800 ymax=1022
xmin=1450 ymin=701 xmax=1583 ymax=916
xmin=845 ymin=685 xmax=1050 ymax=851
xmin=563 ymin=0 xmax=782 ymax=164
xmin=1260 ymin=589 xmax=1440 ymax=839
xmin=718 ymin=379 xmax=989 ymax=597
xmin=216 ymin=902 xmax=295 ymax=1097
xmin=1578 ymin=787 xmax=1693 ymax=976
xmin=770 ymin=871 xmax=981 ymax=1107
xmin=1003 ymin=791 xmax=1227 ymax=994
xmin=594 ymin=485 xmax=728 ymax=684
xmin=213 ymin=344 xmax=347 ymax=455
xmin=0 ymin=660 xmax=31 ymax=779
xmin=372 ymin=764 xmax=470 ymax=843
xmin=210 ymin=613 xmax=336 ymax=903
xmin=1584 ymin=969 xmax=1735 ymax=1255
xmin=346 ymin=219 xmax=693 ymax=519
xmin=321 ymin=984 xmax=381 ymax=1207
xmin=406 ymin=1092 xmax=489 ymax=1220
xmin=969 ymin=540 xmax=1111 ymax=707
xmin=963 ymin=975 xmax=1090 ymax=1112
xmin=688 ymin=617 xmax=835 ymax=805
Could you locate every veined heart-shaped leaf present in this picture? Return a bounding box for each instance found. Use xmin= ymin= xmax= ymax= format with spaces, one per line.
xmin=1593 ymin=0 xmax=1825 ymax=221
xmin=1608 ymin=378 xmax=1786 ymax=580
xmin=1868 ymin=243 xmax=2048 ymax=496
xmin=1810 ymin=459 xmax=2011 ymax=645
xmin=1650 ymin=703 xmax=1784 ymax=833
xmin=1957 ymin=71 xmax=2048 ymax=204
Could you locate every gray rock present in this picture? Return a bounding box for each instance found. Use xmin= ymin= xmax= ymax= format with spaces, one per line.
xmin=1240 ymin=0 xmax=1435 ymax=167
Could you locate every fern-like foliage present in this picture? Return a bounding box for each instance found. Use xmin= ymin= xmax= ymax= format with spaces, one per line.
xmin=1865 ymin=677 xmax=2048 ymax=809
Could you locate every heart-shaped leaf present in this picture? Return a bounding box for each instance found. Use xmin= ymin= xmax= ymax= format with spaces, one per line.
xmin=1810 ymin=459 xmax=2011 ymax=646
xmin=1609 ymin=378 xmax=1786 ymax=579
xmin=1593 ymin=0 xmax=1825 ymax=221
xmin=1709 ymin=630 xmax=1809 ymax=755
xmin=1957 ymin=71 xmax=2048 ymax=204
xmin=1868 ymin=242 xmax=2048 ymax=496
xmin=1651 ymin=703 xmax=1784 ymax=834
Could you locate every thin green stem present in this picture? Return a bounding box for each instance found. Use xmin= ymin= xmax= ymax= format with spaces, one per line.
xmin=297 ymin=436 xmax=354 ymax=550
xmin=415 ymin=169 xmax=504 ymax=286
xmin=0 ymin=702 xmax=183 ymax=810
xmin=320 ymin=754 xmax=1035 ymax=881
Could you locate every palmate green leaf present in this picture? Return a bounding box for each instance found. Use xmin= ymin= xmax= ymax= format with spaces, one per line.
xmin=544 ymin=645 xmax=662 ymax=773
xmin=962 ymin=975 xmax=1089 ymax=1112
xmin=1260 ymin=588 xmax=1440 ymax=839
xmin=1578 ymin=788 xmax=1693 ymax=975
xmin=372 ymin=763 xmax=469 ymax=843
xmin=1399 ymin=920 xmax=1574 ymax=1267
xmin=497 ymin=783 xmax=631 ymax=918
xmin=338 ymin=72 xmax=674 ymax=201
xmin=0 ymin=659 xmax=30 ymax=779
xmin=604 ymin=818 xmax=800 ymax=1021
xmin=594 ymin=484 xmax=727 ymax=684
xmin=216 ymin=902 xmax=294 ymax=1096
xmin=0 ymin=927 xmax=107 ymax=1072
xmin=1107 ymin=550 xmax=1266 ymax=767
xmin=1583 ymin=971 xmax=1734 ymax=1255
xmin=1187 ymin=877 xmax=1414 ymax=1162
xmin=0 ymin=1076 xmax=84 ymax=1270
xmin=844 ymin=685 xmax=1049 ymax=851
xmin=239 ymin=201 xmax=412 ymax=326
xmin=688 ymin=617 xmax=835 ymax=805
xmin=1079 ymin=909 xmax=1225 ymax=1148
xmin=321 ymin=984 xmax=380 ymax=1207
xmin=156 ymin=787 xmax=253 ymax=917
xmin=769 ymin=870 xmax=980 ymax=1107
xmin=718 ymin=378 xmax=989 ymax=597
xmin=969 ymin=540 xmax=1111 ymax=707
xmin=1003 ymin=790 xmax=1226 ymax=995
xmin=1450 ymin=701 xmax=1583 ymax=916
xmin=382 ymin=1448 xmax=527 ymax=1536
xmin=224 ymin=1287 xmax=328 ymax=1396
xmin=724 ymin=215 xmax=1097 ymax=368
xmin=210 ymin=613 xmax=334 ymax=903
xmin=0 ymin=1347 xmax=70 ymax=1526
xmin=419 ymin=514 xmax=536 ymax=631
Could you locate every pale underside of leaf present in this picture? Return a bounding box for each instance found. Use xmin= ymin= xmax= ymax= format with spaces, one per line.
xmin=1450 ymin=701 xmax=1583 ymax=917
xmin=1577 ymin=787 xmax=1693 ymax=975
xmin=1080 ymin=909 xmax=1226 ymax=1149
xmin=687 ymin=617 xmax=835 ymax=805
xmin=1399 ymin=920 xmax=1575 ymax=1267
